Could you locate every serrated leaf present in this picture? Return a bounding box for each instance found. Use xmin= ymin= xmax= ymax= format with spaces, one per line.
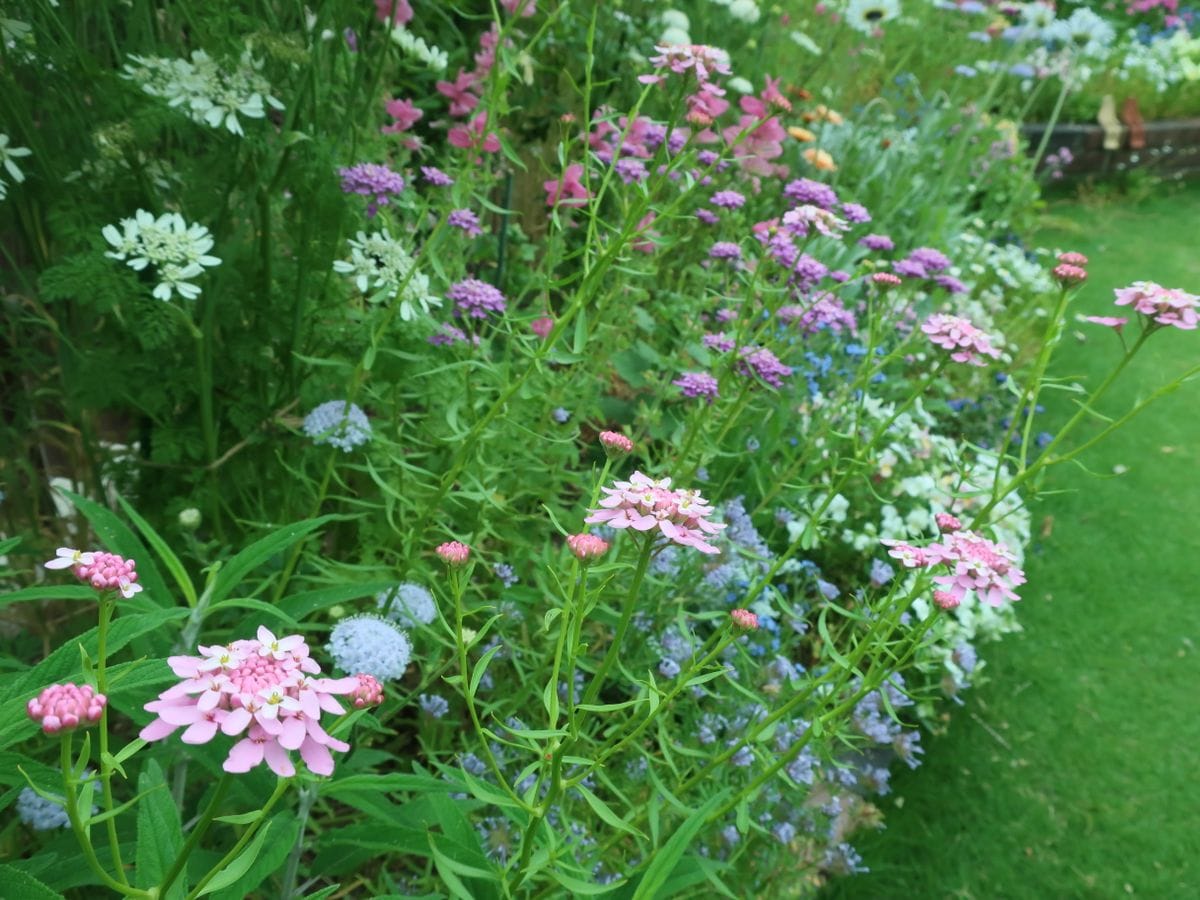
xmin=0 ymin=865 xmax=65 ymax=899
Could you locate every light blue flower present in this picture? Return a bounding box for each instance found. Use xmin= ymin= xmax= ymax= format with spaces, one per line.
xmin=303 ymin=400 xmax=372 ymax=451
xmin=326 ymin=615 xmax=411 ymax=681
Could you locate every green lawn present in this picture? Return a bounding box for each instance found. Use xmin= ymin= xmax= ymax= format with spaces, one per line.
xmin=826 ymin=182 xmax=1200 ymax=899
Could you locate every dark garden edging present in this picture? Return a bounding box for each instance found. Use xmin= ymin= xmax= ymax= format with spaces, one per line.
xmin=1025 ymin=118 xmax=1200 ymax=177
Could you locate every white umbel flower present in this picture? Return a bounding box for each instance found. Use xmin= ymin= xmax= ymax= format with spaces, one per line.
xmin=333 ymin=229 xmax=442 ymax=321
xmin=0 ymin=133 xmax=32 ymax=200
xmin=123 ymin=50 xmax=285 ymax=136
xmin=102 ymin=209 xmax=221 ymax=301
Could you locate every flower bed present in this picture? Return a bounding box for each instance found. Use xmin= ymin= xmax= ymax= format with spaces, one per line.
xmin=0 ymin=2 xmax=1197 ymax=898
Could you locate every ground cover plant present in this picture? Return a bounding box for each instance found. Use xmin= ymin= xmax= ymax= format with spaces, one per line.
xmin=1 ymin=1 xmax=1198 ymax=897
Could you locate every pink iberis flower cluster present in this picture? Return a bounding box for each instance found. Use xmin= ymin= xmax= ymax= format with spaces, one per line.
xmin=921 ymin=314 xmax=1002 ymax=367
xmin=585 ymin=471 xmax=726 ymax=554
xmin=140 ymin=627 xmax=378 ymax=777
xmin=45 ymin=547 xmax=142 ymax=599
xmin=1113 ymin=281 xmax=1199 ymax=331
xmin=883 ymin=523 xmax=1026 ymax=609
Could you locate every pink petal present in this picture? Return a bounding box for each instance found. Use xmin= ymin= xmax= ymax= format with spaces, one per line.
xmin=263 ymin=740 xmax=296 ymax=777
xmin=223 ymin=738 xmax=264 ymax=773
xmin=299 ymin=737 xmax=335 ymax=776
xmin=139 ymin=718 xmax=179 ymax=742
xmin=181 ymin=718 xmax=220 ymax=745
xmin=221 ymin=707 xmax=252 ymax=736
xmin=279 ymin=716 xmax=306 ymax=751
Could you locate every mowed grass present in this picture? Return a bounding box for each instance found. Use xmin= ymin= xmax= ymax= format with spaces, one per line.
xmin=824 ymin=182 xmax=1200 ymax=899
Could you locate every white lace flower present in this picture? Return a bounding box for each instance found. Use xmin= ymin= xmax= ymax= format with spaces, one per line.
xmin=333 ymin=230 xmax=441 ymax=321
xmin=123 ymin=50 xmax=284 ymax=136
xmin=0 ymin=133 xmax=32 ymax=200
xmin=102 ymin=210 xmax=221 ymax=301
xmin=390 ymin=27 xmax=448 ymax=72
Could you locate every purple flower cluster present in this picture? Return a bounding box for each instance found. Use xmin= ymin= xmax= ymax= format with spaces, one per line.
xmin=339 ymin=163 xmax=406 ymax=216
xmin=448 ymin=208 xmax=483 ymax=237
xmin=421 ymin=165 xmax=454 ymax=186
xmin=738 ymin=347 xmax=792 ymax=388
xmin=447 ymin=278 xmax=507 ymax=319
xmin=840 ymin=202 xmax=871 ymax=223
xmin=859 ymin=233 xmax=895 ymax=251
xmin=673 ymin=371 xmax=719 ymax=402
xmin=709 ymin=241 xmax=742 ymax=260
xmin=783 ymin=178 xmax=837 ymax=210
xmin=907 ymin=247 xmax=952 ymax=272
xmin=710 ymin=190 xmax=746 ymax=209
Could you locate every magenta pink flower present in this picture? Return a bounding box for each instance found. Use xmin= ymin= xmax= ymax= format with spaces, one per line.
xmin=1081 ymin=315 xmax=1128 ymax=333
xmin=375 ymin=0 xmax=413 ymax=26
xmin=1113 ymin=281 xmax=1199 ymax=331
xmin=567 ymin=533 xmax=610 ymax=562
xmin=543 ymin=163 xmax=591 ymax=209
xmin=921 ymin=314 xmax=1002 ymax=366
xmin=1057 ymin=251 xmax=1088 ymax=266
xmin=436 ymin=541 xmax=471 ymax=566
xmin=871 ymin=272 xmax=902 ymax=288
xmin=731 ymin=609 xmax=759 ymax=630
xmin=599 ymin=430 xmax=633 ymax=455
xmin=436 ymin=69 xmax=480 ymax=118
xmin=349 ymin=674 xmax=384 ymax=709
xmin=885 ymin=531 xmax=1025 ymax=607
xmin=685 ymin=84 xmax=730 ymax=126
xmin=881 ymin=540 xmax=930 ymax=568
xmin=448 ymin=112 xmax=501 ymax=156
xmin=382 ymin=97 xmax=423 ymax=134
xmin=140 ymin=627 xmax=357 ymax=777
xmin=45 ymin=547 xmax=142 ymax=599
xmin=28 ymin=683 xmax=107 ymax=735
xmin=585 ymin=471 xmax=726 ymax=554
xmin=501 ymin=0 xmax=537 ymax=15
xmin=531 ymin=316 xmax=554 ymax=338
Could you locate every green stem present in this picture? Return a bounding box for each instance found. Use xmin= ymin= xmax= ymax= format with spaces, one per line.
xmin=60 ymin=734 xmax=148 ymax=897
xmin=185 ymin=778 xmax=291 ymax=900
xmin=96 ymin=594 xmax=129 ymax=885
xmin=157 ymin=774 xmax=233 ymax=897
xmin=580 ymin=537 xmax=654 ymax=707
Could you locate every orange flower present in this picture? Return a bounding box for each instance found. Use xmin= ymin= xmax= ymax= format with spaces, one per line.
xmin=787 ymin=125 xmax=816 ymax=142
xmin=803 ymin=148 xmax=837 ymax=171
xmin=802 ymin=104 xmax=845 ymax=125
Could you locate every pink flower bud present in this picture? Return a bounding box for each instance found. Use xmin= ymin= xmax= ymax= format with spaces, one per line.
xmin=599 ymin=430 xmax=633 ymax=455
xmin=1057 ymin=251 xmax=1088 ymax=266
xmin=436 ymin=541 xmax=471 ymax=566
xmin=1053 ymin=263 xmax=1087 ymax=285
xmin=567 ymin=533 xmax=610 ymax=562
xmin=870 ymin=272 xmax=902 ymax=288
xmin=350 ymin=674 xmax=385 ymax=708
xmin=531 ymin=316 xmax=554 ymax=339
xmin=933 ymin=590 xmax=961 ymax=611
xmin=27 ymin=683 xmax=107 ymax=735
xmin=934 ymin=512 xmax=962 ymax=533
xmin=731 ymin=608 xmax=759 ymax=630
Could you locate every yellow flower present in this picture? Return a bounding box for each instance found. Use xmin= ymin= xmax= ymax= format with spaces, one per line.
xmin=787 ymin=125 xmax=816 ymax=142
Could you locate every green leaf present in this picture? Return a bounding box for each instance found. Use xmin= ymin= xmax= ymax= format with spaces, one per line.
xmin=210 ymin=516 xmax=338 ymax=603
xmin=211 ymin=812 xmax=298 ymax=900
xmin=117 ymin=496 xmax=198 ymax=607
xmin=210 ymin=596 xmax=300 ymax=627
xmin=548 ymin=867 xmax=624 ymax=895
xmin=214 ymin=810 xmax=263 ymax=825
xmin=196 ymin=819 xmax=275 ymax=896
xmin=0 ymin=585 xmax=97 ymax=610
xmin=0 ymin=865 xmax=65 ymax=900
xmin=58 ymin=489 xmax=174 ymax=608
xmin=135 ymin=759 xmax=184 ymax=898
xmin=575 ymin=784 xmax=646 ymax=839
xmin=632 ymin=789 xmax=730 ymax=900
xmin=277 ymin=581 xmax=396 ymax=620
xmin=469 ymin=644 xmax=502 ymax=697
